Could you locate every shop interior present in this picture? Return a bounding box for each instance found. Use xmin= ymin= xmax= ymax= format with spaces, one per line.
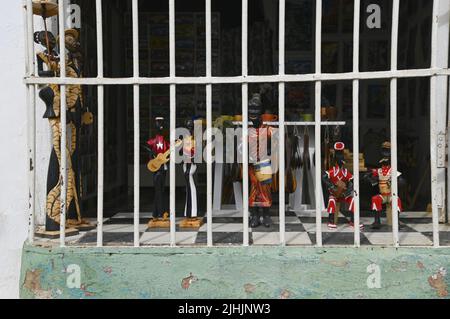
xmin=33 ymin=0 xmax=447 ymax=246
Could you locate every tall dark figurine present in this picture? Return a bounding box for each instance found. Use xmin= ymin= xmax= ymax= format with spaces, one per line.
xmin=35 ymin=27 xmax=93 ymax=236
xmin=145 ymin=117 xmax=170 ymax=224
xmin=180 ymin=119 xmax=204 ymax=228
xmin=365 ymin=142 xmax=403 ymax=229
xmin=248 ymin=93 xmax=275 ymax=228
xmin=322 ymin=142 xmax=363 ymax=230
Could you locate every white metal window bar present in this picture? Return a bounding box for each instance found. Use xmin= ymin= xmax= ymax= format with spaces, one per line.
xmin=278 ymin=0 xmax=286 ymax=246
xmin=96 ymin=0 xmax=104 ymax=247
xmin=169 ymin=0 xmax=176 ymax=247
xmin=242 ymin=0 xmax=249 ymax=246
xmin=24 ymin=0 xmax=450 ymax=248
xmin=390 ymin=0 xmax=400 ymax=247
xmin=132 ymin=0 xmax=140 ymax=247
xmin=315 ymin=0 xmax=323 ymax=247
xmin=352 ymin=0 xmax=361 ymax=247
xmin=26 ymin=0 xmax=36 ymax=244
xmin=58 ymin=0 xmax=67 ymax=247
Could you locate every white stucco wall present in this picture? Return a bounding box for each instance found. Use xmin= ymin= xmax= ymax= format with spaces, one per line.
xmin=0 ymin=3 xmax=29 ymax=299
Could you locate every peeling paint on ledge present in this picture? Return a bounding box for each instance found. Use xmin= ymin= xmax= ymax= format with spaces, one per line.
xmin=20 ymin=244 xmax=450 ymax=299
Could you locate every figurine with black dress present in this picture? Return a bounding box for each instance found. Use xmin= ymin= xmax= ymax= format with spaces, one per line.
xmin=180 ymin=119 xmax=204 ymax=228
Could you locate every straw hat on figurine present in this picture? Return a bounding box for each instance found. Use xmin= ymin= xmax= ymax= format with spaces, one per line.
xmin=32 ymin=0 xmax=59 ymax=18
xmin=56 ymin=28 xmax=80 ymax=43
xmin=380 ymin=141 xmax=391 ymax=163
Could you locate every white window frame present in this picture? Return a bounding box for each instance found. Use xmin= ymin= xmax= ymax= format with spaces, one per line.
xmin=24 ymin=0 xmax=450 ymax=248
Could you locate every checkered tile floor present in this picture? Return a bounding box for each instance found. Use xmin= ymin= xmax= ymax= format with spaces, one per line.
xmin=35 ymin=209 xmax=450 ymax=247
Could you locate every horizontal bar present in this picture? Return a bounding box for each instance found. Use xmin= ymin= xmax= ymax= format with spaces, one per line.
xmin=24 ymin=68 xmax=450 ymax=86
xmin=264 ymin=121 xmax=346 ymax=126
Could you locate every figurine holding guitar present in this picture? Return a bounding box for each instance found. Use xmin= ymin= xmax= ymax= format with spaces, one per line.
xmin=144 ymin=117 xmax=180 ymax=224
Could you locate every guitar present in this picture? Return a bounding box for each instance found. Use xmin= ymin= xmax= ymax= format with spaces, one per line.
xmin=147 ymin=139 xmax=182 ymax=172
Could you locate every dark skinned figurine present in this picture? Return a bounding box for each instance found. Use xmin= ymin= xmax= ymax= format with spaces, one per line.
xmin=364 ymin=142 xmax=403 ymax=229
xmin=248 ymin=93 xmax=275 ymax=228
xmin=322 ymin=142 xmax=363 ymax=230
xmin=145 ymin=117 xmax=170 ymax=223
xmin=35 ymin=28 xmax=93 ymax=235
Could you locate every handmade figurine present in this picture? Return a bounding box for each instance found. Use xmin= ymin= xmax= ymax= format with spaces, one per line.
xmin=145 ymin=117 xmax=170 ymax=227
xmin=323 ymin=142 xmax=363 ymax=230
xmin=63 ymin=29 xmax=94 ymax=230
xmin=34 ymin=25 xmax=93 ymax=236
xmin=248 ymin=93 xmax=275 ymax=228
xmin=180 ymin=119 xmax=203 ymax=228
xmin=365 ymin=142 xmax=403 ymax=229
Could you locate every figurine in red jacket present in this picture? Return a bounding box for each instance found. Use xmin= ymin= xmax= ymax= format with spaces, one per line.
xmin=323 ymin=142 xmax=363 ymax=230
xmin=145 ymin=117 xmax=170 ymax=219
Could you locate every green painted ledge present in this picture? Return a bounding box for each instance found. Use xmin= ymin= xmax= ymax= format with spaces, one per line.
xmin=20 ymin=243 xmax=450 ymax=299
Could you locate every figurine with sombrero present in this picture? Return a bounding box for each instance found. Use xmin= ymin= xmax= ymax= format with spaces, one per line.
xmin=365 ymin=142 xmax=403 ymax=229
xmin=323 ymin=142 xmax=363 ymax=230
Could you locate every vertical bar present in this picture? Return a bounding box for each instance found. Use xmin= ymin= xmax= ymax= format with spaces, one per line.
xmin=26 ymin=0 xmax=36 ymax=243
xmin=206 ymin=0 xmax=213 ymax=247
xmin=59 ymin=0 xmax=67 ymax=247
xmin=390 ymin=0 xmax=400 ymax=247
xmin=169 ymin=0 xmax=176 ymax=246
xmin=278 ymin=0 xmax=286 ymax=246
xmin=430 ymin=0 xmax=441 ymax=247
xmin=352 ymin=0 xmax=361 ymax=247
xmin=96 ymin=0 xmax=104 ymax=247
xmin=132 ymin=0 xmax=140 ymax=247
xmin=242 ymin=0 xmax=249 ymax=246
xmin=315 ymin=0 xmax=323 ymax=247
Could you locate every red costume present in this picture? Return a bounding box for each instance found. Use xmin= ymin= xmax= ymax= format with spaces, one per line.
xmin=370 ymin=166 xmax=403 ymax=212
xmin=325 ymin=165 xmax=355 ymax=214
xmin=147 ymin=134 xmax=170 ymax=156
xmin=249 ymin=126 xmax=274 ymax=208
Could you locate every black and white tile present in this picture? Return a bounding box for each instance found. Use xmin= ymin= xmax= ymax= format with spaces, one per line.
xmin=34 ymin=210 xmax=449 ymax=247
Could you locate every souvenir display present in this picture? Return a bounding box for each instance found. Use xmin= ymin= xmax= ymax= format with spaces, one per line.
xmin=323 ymin=142 xmax=363 ymax=230
xmin=364 ymin=142 xmax=403 ymax=229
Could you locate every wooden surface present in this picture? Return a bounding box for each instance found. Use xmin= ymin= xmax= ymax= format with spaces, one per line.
xmin=179 ymin=217 xmax=204 ymax=229
xmin=35 ymin=227 xmax=79 ymax=239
